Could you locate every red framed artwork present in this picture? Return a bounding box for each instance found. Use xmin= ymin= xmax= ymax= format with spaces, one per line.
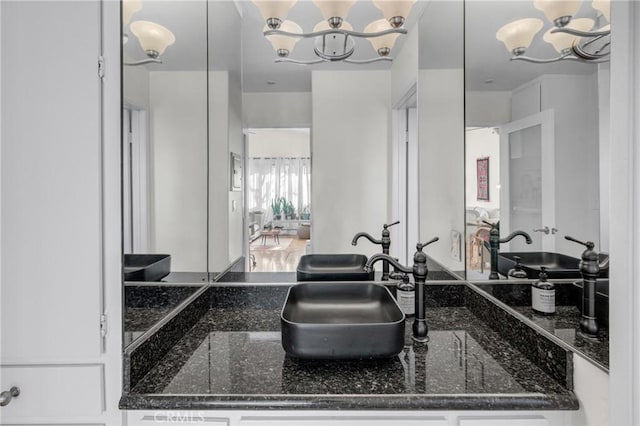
xmin=477 ymin=157 xmax=490 ymax=201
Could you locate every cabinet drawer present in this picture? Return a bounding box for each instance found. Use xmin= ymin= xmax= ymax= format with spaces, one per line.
xmin=459 ymin=416 xmax=548 ymax=426
xmin=0 ymin=364 xmax=103 ymax=419
xmin=129 ymin=412 xmax=228 ymax=425
xmin=241 ymin=417 xmax=447 ymax=426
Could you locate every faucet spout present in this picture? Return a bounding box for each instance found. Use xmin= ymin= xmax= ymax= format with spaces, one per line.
xmin=499 ymin=230 xmax=533 ymax=245
xmin=364 ymin=254 xmax=412 ymax=274
xmin=351 ymin=232 xmax=382 ymax=246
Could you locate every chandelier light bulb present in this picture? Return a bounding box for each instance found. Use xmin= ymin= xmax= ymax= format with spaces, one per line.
xmin=534 ymin=0 xmax=582 ymax=27
xmin=372 ymin=0 xmax=417 ymax=28
xmin=252 ymin=0 xmax=297 ymax=29
xmin=364 ymin=19 xmax=400 ymax=56
xmin=265 ymin=20 xmax=303 ymax=57
xmin=312 ymin=0 xmax=358 ymax=28
xmin=130 ymin=20 xmax=176 ymax=58
xmin=496 ymin=18 xmax=544 ymax=55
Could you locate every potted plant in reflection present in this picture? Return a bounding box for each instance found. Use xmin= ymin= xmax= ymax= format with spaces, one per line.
xmin=284 ymin=200 xmax=296 ymax=220
xmin=301 ymin=205 xmax=310 ymax=220
xmin=271 ymin=198 xmax=283 ymax=221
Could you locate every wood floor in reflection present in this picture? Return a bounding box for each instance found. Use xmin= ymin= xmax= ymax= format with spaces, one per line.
xmin=250 ymin=236 xmax=308 ymax=272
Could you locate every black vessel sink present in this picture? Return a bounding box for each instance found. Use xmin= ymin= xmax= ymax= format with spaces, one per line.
xmin=498 ymin=251 xmax=609 ymax=279
xmin=296 ymin=254 xmax=374 ymax=281
xmin=124 ymin=254 xmax=171 ymax=282
xmin=281 ymin=283 xmax=405 ymax=359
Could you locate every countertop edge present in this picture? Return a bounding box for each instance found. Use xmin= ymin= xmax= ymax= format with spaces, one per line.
xmin=119 ymin=392 xmax=579 ymax=411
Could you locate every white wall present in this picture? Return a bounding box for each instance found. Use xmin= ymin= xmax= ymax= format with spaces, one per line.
xmin=597 ymin=64 xmax=610 ymax=252
xmin=228 ymin=71 xmax=244 ymax=263
xmin=248 ymin=128 xmax=311 ymax=157
xmin=465 ymin=127 xmax=500 ymax=211
xmin=391 ymin=26 xmax=418 ymax=106
xmin=149 ymin=71 xmax=208 ymax=271
xmin=419 ymin=68 xmax=465 ymax=272
xmin=311 ymin=70 xmax=391 ymax=258
xmin=123 ymin=65 xmax=149 ymax=109
xmin=466 ymin=91 xmax=511 ymax=127
xmin=243 ymin=92 xmax=312 ymax=128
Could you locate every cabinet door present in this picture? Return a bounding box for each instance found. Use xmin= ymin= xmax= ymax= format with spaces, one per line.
xmin=0 ymin=0 xmax=109 ymax=421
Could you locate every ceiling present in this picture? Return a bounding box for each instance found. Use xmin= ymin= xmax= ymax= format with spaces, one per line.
xmin=123 ymin=0 xmax=604 ymax=93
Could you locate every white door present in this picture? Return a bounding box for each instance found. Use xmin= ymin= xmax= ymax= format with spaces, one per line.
xmin=499 ymin=110 xmax=556 ymax=252
xmin=1 ymin=1 xmax=121 ymax=423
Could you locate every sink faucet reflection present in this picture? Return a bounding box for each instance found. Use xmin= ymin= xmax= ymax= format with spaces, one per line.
xmin=483 ymin=220 xmax=533 ymax=279
xmin=365 ymin=237 xmax=439 ymax=343
xmin=352 ymin=221 xmax=400 ymax=280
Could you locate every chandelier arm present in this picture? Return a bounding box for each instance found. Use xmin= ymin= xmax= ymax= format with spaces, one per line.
xmin=274 ymin=58 xmax=326 ymax=65
xmin=510 ymin=53 xmax=570 ymax=64
xmin=264 ymin=27 xmax=407 ymax=40
xmin=572 ymin=41 xmax=610 ymax=61
xmin=550 ymin=27 xmax=610 ymax=38
xmin=343 ymin=57 xmax=394 ymax=64
xmin=124 ymin=58 xmax=162 ymax=66
xmin=580 ymin=34 xmax=608 ymax=49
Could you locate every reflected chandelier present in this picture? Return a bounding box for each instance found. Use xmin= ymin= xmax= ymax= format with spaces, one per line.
xmin=252 ymin=0 xmax=416 ymax=65
xmin=496 ymin=0 xmax=610 ymax=64
xmin=123 ymin=0 xmax=176 ymax=66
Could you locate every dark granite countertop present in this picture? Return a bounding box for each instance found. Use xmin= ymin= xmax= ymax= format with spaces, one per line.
xmin=121 ymin=283 xmax=578 ymax=411
xmin=471 ymin=281 xmax=609 ymax=371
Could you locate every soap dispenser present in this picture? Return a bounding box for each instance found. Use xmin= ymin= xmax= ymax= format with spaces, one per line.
xmin=531 ymin=266 xmax=555 ymax=315
xmin=396 ymin=274 xmax=415 ymax=317
xmin=508 ymin=256 xmax=529 ymax=279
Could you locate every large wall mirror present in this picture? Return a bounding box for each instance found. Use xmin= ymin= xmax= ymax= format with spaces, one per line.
xmin=122 ymin=0 xmax=242 ymax=345
xmin=464 ymin=0 xmax=610 ymax=280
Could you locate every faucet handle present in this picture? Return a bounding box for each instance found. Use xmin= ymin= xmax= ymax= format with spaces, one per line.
xmin=384 ymin=220 xmax=400 ymax=229
xmin=417 ymin=237 xmax=439 ymax=251
xmin=564 ymin=235 xmax=595 ymax=250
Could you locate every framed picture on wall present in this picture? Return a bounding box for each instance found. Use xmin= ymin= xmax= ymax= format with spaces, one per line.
xmin=477 ymin=157 xmax=490 ymax=201
xmin=230 ymin=152 xmax=242 ymax=191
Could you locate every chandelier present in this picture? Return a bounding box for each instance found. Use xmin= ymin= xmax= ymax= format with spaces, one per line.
xmin=252 ymin=0 xmax=416 ymax=65
xmin=496 ymin=0 xmax=610 ymax=64
xmin=122 ymin=0 xmax=176 ymax=66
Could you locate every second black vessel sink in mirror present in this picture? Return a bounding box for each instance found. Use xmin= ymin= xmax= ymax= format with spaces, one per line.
xmin=124 ymin=254 xmax=171 ymax=282
xmin=498 ymin=251 xmax=609 ymax=279
xmin=281 ymin=283 xmax=405 ymax=360
xmin=296 ymin=254 xmax=374 ymax=281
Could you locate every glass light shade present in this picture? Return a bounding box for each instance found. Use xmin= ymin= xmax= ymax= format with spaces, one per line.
xmin=364 ymin=19 xmax=400 ymax=53
xmin=372 ymin=0 xmax=416 ymax=22
xmin=122 ymin=0 xmax=142 ymax=25
xmin=496 ymin=18 xmax=544 ymax=53
xmin=252 ymin=0 xmax=297 ymax=23
xmin=265 ymin=20 xmax=302 ymax=54
xmin=312 ymin=0 xmax=357 ymax=20
xmin=130 ymin=21 xmax=176 ymax=56
xmin=534 ymin=0 xmax=582 ymax=24
xmin=592 ymin=0 xmax=610 ymax=22
xmin=543 ymin=18 xmax=594 ymax=53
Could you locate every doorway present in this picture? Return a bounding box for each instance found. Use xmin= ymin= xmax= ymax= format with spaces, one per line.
xmin=122 ymin=107 xmax=149 ymax=254
xmin=392 ymin=87 xmax=419 ymax=265
xmin=245 ymin=128 xmax=311 ymax=272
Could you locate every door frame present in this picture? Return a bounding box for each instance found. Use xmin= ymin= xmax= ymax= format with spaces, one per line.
xmin=499 ymin=109 xmax=555 ymax=251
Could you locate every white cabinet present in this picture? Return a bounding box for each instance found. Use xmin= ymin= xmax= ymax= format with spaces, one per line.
xmin=572 ymin=355 xmax=609 ymax=426
xmin=127 ymin=410 xmax=571 ymax=426
xmin=0 ymin=0 xmax=121 ymax=424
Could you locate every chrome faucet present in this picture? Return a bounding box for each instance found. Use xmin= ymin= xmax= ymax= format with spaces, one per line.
xmin=483 ymin=221 xmax=533 ymax=279
xmin=565 ymin=235 xmax=607 ymax=338
xmin=352 ymin=221 xmax=400 ymax=280
xmin=365 ymin=237 xmax=439 ymax=343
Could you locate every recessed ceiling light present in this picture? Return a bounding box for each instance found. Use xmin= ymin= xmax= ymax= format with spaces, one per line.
xmin=267 ymin=80 xmax=276 ymax=85
xmin=484 ymin=78 xmax=494 ymax=84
